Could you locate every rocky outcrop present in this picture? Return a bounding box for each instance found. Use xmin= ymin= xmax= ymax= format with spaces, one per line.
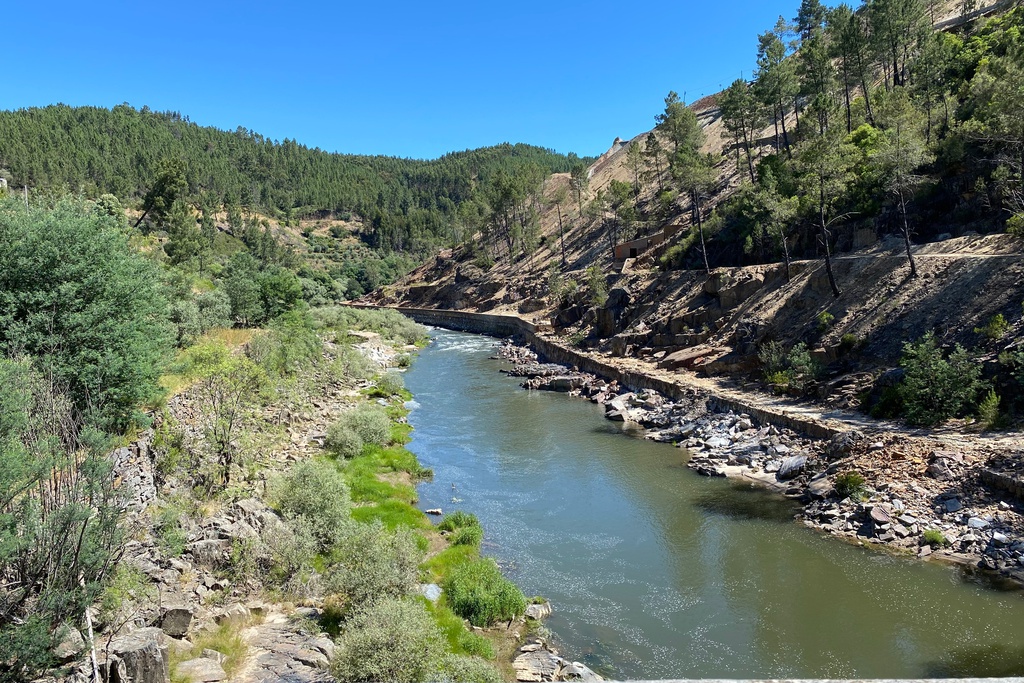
xmin=513 ymin=638 xmax=602 ymax=682
xmin=101 ymin=628 xmax=170 ymax=683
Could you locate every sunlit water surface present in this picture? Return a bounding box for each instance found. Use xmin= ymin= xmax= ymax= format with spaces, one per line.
xmin=404 ymin=329 xmax=1024 ymax=680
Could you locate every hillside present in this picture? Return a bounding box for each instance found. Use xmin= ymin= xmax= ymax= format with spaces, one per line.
xmin=367 ymin=0 xmax=1024 ymax=429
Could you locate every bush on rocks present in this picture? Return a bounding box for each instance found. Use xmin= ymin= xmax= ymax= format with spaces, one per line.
xmin=436 ymin=655 xmax=503 ymax=683
xmin=276 ymin=459 xmax=351 ymax=551
xmin=329 ymin=403 xmax=392 ymax=451
xmin=441 ymin=558 xmax=526 ymax=627
xmin=326 ymin=424 xmax=364 ymax=459
xmin=330 ymin=597 xmax=444 ymax=683
xmin=324 ymin=522 xmax=421 ymax=613
xmin=372 ymin=370 xmax=405 ymax=397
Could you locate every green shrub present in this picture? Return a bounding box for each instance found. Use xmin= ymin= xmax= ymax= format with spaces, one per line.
xmin=817 ymin=311 xmax=835 ymax=331
xmin=1007 ymin=212 xmax=1024 ymax=237
xmin=436 ymin=655 xmax=503 ymax=683
xmin=333 ymin=346 xmax=377 ymax=382
xmin=247 ymin=310 xmax=322 ymax=377
xmin=438 ymin=511 xmax=480 ymax=533
xmin=330 ymin=403 xmax=392 ymax=449
xmin=834 ymin=471 xmax=866 ymax=500
xmin=758 ymin=340 xmax=788 ymax=377
xmin=839 ymin=333 xmax=860 ymax=355
xmin=586 ymin=266 xmax=608 ymax=307
xmin=330 ymin=598 xmax=444 ymax=683
xmin=276 ymin=459 xmax=351 ymax=551
xmin=261 ymin=517 xmax=317 ymax=582
xmin=373 ymin=370 xmax=405 ymax=397
xmin=154 ymin=505 xmax=187 ymax=557
xmin=326 ymin=424 xmax=364 ymax=459
xmin=923 ymin=529 xmax=950 ymax=547
xmin=324 ymin=523 xmax=422 ymax=612
xmin=441 ymin=558 xmax=526 ymax=627
xmin=899 ymin=332 xmax=985 ymax=426
xmin=974 ymin=313 xmax=1009 ymax=340
xmin=977 ymin=389 xmax=1002 ymax=431
xmin=0 ymin=197 xmax=174 ymax=429
xmin=451 ymin=525 xmax=484 ymax=547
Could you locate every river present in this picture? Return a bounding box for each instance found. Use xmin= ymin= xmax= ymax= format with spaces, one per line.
xmin=404 ymin=328 xmax=1024 ymax=680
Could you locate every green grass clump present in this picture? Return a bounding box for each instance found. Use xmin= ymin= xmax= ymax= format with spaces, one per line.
xmin=423 ymin=599 xmax=495 ymax=659
xmin=421 ymin=544 xmax=478 ymax=584
xmin=451 ymin=525 xmax=484 ymax=547
xmin=441 ymin=558 xmax=526 ymax=627
xmin=438 ymin=510 xmax=481 ymax=533
xmin=923 ymin=529 xmax=950 ymax=547
xmin=352 ymin=500 xmax=431 ymax=530
xmin=834 ymin=471 xmax=866 ymax=500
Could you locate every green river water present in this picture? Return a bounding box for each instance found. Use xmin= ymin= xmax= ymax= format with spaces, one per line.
xmin=404 ymin=329 xmax=1024 ymax=680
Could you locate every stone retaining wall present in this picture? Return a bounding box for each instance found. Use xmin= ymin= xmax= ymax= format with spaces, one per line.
xmin=380 ymin=306 xmax=843 ymax=440
xmin=980 ymin=469 xmax=1024 ymax=502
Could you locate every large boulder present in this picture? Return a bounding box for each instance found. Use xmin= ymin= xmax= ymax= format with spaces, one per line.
xmin=175 ymin=658 xmax=226 ymax=682
xmin=158 ymin=606 xmax=193 ymax=638
xmin=776 ymin=455 xmax=808 ymax=481
xmin=104 ymin=627 xmax=169 ymax=683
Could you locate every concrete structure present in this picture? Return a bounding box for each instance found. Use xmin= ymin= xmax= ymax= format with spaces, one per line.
xmin=613 ymin=223 xmax=685 ymax=262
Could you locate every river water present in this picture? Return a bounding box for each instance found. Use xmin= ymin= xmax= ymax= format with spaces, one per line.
xmin=404 ymin=329 xmax=1024 ymax=680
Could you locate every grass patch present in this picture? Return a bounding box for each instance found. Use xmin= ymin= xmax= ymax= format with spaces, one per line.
xmin=352 ymin=499 xmax=431 ymax=530
xmin=421 ymin=544 xmax=478 ymax=584
xmin=170 ymin=622 xmax=250 ymax=682
xmin=423 ymin=598 xmax=495 ymax=659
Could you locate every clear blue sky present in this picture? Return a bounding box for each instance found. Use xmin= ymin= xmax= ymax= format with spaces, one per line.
xmin=4 ymin=0 xmax=801 ymax=160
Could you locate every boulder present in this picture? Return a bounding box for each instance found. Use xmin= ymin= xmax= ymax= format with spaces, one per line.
xmin=158 ymin=606 xmax=193 ymax=638
xmin=513 ymin=648 xmax=562 ymax=682
xmin=776 ymin=455 xmax=808 ymax=480
xmin=187 ymin=539 xmax=230 ymax=568
xmin=105 ymin=627 xmax=169 ymax=683
xmin=827 ymin=431 xmax=864 ymax=459
xmin=213 ymin=603 xmax=250 ymax=627
xmin=525 ymin=601 xmax=552 ymax=620
xmin=53 ymin=626 xmax=86 ymax=662
xmin=175 ymin=658 xmax=226 ymax=682
xmin=559 ymin=661 xmax=604 ymax=681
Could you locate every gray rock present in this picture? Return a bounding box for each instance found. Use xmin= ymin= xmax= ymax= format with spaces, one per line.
xmin=776 ymin=455 xmax=807 ymax=481
xmin=559 ymin=661 xmax=604 ymax=681
xmin=870 ymin=506 xmax=893 ymax=525
xmin=213 ymin=603 xmax=250 ymax=627
xmin=514 ymin=648 xmax=562 ymax=682
xmin=704 ymin=436 xmax=731 ymax=449
xmin=176 ymin=658 xmax=227 ymax=682
xmin=967 ymin=517 xmax=990 ymax=529
xmin=106 ymin=627 xmax=169 ymax=683
xmin=806 ymin=474 xmax=833 ymax=500
xmin=53 ymin=625 xmax=86 ymax=662
xmin=993 ymin=532 xmax=1010 ymax=546
xmin=419 ymin=583 xmax=442 ymax=603
xmin=187 ymin=539 xmax=230 ymax=568
xmin=158 ymin=606 xmax=193 ymax=638
xmin=525 ymin=601 xmax=553 ymax=620
xmin=944 ymin=498 xmax=963 ymax=513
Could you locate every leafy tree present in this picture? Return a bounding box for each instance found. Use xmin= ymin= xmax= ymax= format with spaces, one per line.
xmin=899 ymin=332 xmax=985 ymax=425
xmin=719 ymin=79 xmax=762 ymax=182
xmin=182 ymin=341 xmax=266 ymax=486
xmin=754 ymin=19 xmax=799 ymax=155
xmin=0 ymin=197 xmax=173 ymax=428
xmin=743 ymin=170 xmax=800 ymax=278
xmin=642 ymin=132 xmax=667 ymax=194
xmin=666 ymin=102 xmax=718 ymax=273
xmin=797 ymin=127 xmax=855 ymax=297
xmin=625 ymin=140 xmax=645 ymax=197
xmin=868 ymin=0 xmax=928 ymax=89
xmin=134 ymin=156 xmax=188 ymax=229
xmin=830 ymin=4 xmax=877 ymax=128
xmin=0 ymin=359 xmax=123 ymax=681
xmin=569 ymin=162 xmax=589 ymax=217
xmin=874 ymin=87 xmax=932 ymax=277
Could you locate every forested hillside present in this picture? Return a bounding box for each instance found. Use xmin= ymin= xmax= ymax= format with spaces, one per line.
xmin=0 ymin=104 xmax=587 ymax=255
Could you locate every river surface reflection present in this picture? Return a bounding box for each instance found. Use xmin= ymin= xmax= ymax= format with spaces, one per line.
xmin=404 ymin=329 xmax=1024 ymax=680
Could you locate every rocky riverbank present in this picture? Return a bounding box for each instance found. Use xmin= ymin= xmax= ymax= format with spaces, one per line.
xmin=496 ymin=340 xmax=1024 ymax=587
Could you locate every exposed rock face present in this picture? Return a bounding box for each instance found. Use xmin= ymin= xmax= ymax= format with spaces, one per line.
xmin=103 ymin=627 xmax=170 ymax=683
xmin=513 ymin=638 xmax=603 ymax=682
xmin=175 ymin=658 xmax=226 ymax=682
xmin=158 ymin=606 xmax=193 ymax=638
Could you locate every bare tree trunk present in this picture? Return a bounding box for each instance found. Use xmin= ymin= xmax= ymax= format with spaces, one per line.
xmin=820 ymin=183 xmax=842 ymax=297
xmin=899 ymin=187 xmax=919 ymax=277
xmin=556 ymin=204 xmax=567 ymax=269
xmin=694 ymin=190 xmax=710 ymax=274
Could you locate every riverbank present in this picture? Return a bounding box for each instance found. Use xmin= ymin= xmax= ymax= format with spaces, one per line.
xmin=493 ymin=339 xmax=1024 ymax=588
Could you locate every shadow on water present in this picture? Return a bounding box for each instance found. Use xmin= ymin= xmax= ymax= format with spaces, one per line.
xmin=955 ymin=563 xmax=1024 ymax=593
xmin=923 ymin=644 xmax=1024 ymax=678
xmin=693 ymin=482 xmax=801 ymax=523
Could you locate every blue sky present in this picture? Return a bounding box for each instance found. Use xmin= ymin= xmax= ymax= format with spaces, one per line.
xmin=5 ymin=0 xmax=801 ymax=160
